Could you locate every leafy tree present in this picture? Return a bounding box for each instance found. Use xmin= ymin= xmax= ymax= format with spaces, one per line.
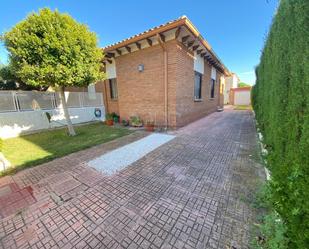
xmin=2 ymin=8 xmax=104 ymax=135
xmin=0 ymin=64 xmax=47 ymax=90
xmin=238 ymin=82 xmax=251 ymax=87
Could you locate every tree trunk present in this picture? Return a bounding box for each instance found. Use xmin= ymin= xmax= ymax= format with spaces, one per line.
xmin=59 ymin=87 xmax=76 ymax=136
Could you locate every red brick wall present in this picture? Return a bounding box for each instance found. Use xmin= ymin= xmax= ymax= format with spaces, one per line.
xmin=102 ymin=40 xmax=224 ymax=128
xmin=104 ymin=40 xmax=178 ymax=127
xmin=175 ymin=42 xmax=222 ymax=128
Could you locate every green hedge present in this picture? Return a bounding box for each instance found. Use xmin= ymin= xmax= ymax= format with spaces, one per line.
xmin=252 ymin=0 xmax=309 ymax=247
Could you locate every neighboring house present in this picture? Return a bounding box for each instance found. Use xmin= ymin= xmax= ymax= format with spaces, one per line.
xmin=229 ymin=86 xmax=252 ymax=106
xmin=224 ymin=73 xmax=240 ymax=104
xmin=101 ymin=16 xmax=230 ymax=128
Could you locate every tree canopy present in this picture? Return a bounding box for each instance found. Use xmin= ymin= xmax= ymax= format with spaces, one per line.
xmin=2 ymin=8 xmax=104 ymax=88
xmin=238 ymin=82 xmax=251 ymax=87
xmin=2 ymin=8 xmax=105 ymax=135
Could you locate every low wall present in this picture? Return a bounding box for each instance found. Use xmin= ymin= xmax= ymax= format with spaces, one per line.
xmin=0 ymin=106 xmax=105 ymax=139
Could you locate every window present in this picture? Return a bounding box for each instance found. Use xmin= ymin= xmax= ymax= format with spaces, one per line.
xmin=194 ymin=71 xmax=202 ymax=100
xmin=109 ymin=78 xmax=118 ymax=100
xmin=210 ymin=79 xmax=215 ymax=99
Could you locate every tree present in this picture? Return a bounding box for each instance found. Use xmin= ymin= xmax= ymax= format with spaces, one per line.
xmin=238 ymin=82 xmax=251 ymax=87
xmin=0 ymin=64 xmax=48 ymax=90
xmin=2 ymin=8 xmax=104 ymax=135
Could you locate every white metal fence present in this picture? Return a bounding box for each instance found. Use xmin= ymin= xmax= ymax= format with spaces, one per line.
xmin=0 ymin=91 xmax=103 ymax=112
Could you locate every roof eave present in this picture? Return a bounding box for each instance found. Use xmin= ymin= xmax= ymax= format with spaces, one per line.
xmin=102 ymin=18 xmax=186 ymax=51
xmin=102 ymin=16 xmax=230 ymax=76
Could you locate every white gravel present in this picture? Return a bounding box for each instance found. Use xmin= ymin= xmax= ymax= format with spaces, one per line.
xmin=88 ymin=133 xmax=175 ymax=175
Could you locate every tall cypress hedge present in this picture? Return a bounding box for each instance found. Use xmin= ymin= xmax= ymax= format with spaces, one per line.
xmin=252 ymin=0 xmax=309 ymax=247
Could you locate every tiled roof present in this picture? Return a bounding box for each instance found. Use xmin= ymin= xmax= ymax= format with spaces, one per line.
xmin=103 ymin=16 xmax=187 ymax=50
xmin=102 ymin=16 xmax=230 ymax=75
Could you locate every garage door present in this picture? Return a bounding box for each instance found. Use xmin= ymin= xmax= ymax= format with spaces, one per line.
xmin=234 ymin=91 xmax=251 ymax=105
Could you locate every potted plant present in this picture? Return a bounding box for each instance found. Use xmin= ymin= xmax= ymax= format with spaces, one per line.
xmin=145 ymin=120 xmax=155 ymax=132
xmin=105 ymin=113 xmax=114 ymax=126
xmin=112 ymin=112 xmax=120 ymax=123
xmin=130 ymin=116 xmax=143 ymax=127
xmin=122 ymin=119 xmax=129 ymax=127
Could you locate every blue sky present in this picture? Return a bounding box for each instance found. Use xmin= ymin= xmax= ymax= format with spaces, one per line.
xmin=0 ymin=0 xmax=278 ymax=85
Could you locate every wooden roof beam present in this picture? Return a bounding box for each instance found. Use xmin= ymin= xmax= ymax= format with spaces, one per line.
xmin=175 ymin=27 xmax=181 ymax=39
xmin=187 ymin=41 xmax=195 ymax=48
xmin=192 ymin=45 xmax=199 ymax=51
xmin=106 ymin=52 xmax=115 ymax=58
xmin=116 ymin=49 xmax=122 ymax=56
xmin=181 ymin=35 xmax=190 ymax=43
xmin=125 ymin=46 xmax=131 ymax=53
xmin=159 ymin=33 xmax=165 ymax=42
xmin=135 ymin=42 xmax=141 ymax=50
xmin=146 ymin=38 xmax=152 ymax=46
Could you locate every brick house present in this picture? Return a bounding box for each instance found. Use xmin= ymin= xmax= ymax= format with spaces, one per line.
xmin=100 ymin=16 xmax=230 ymax=128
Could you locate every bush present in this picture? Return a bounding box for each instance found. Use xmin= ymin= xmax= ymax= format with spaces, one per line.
xmin=105 ymin=113 xmax=113 ymax=121
xmin=251 ymin=212 xmax=289 ymax=249
xmin=252 ymin=0 xmax=309 ymax=247
xmin=130 ymin=116 xmax=143 ymax=127
xmin=251 ymin=184 xmax=289 ymax=249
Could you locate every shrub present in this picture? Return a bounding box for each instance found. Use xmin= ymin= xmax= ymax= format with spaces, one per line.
xmin=105 ymin=113 xmax=113 ymax=121
xmin=251 ymin=212 xmax=289 ymax=249
xmin=252 ymin=0 xmax=309 ymax=247
xmin=130 ymin=116 xmax=143 ymax=127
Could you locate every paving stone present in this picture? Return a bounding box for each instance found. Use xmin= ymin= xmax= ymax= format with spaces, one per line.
xmin=0 ymin=110 xmax=265 ymax=249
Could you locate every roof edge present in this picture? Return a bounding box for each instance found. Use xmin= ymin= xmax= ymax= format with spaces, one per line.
xmin=102 ymin=16 xmax=230 ymax=75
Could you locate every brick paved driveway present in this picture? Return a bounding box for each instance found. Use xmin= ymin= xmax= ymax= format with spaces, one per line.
xmin=0 ymin=109 xmax=265 ymax=249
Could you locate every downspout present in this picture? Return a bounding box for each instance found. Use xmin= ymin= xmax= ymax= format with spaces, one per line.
xmin=103 ymin=80 xmax=109 ymax=113
xmin=157 ymin=34 xmax=168 ymax=130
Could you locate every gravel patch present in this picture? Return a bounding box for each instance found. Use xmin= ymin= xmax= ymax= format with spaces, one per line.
xmin=88 ymin=133 xmax=175 ymax=175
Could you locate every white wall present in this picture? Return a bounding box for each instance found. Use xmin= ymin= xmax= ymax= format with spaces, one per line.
xmin=193 ymin=52 xmax=204 ymax=74
xmin=224 ymin=74 xmax=240 ymax=104
xmin=232 ymin=74 xmax=239 ymax=88
xmin=106 ymin=59 xmax=116 ymax=79
xmin=0 ymin=106 xmax=105 ymax=139
xmin=234 ymin=91 xmax=251 ymax=105
xmin=211 ymin=67 xmax=217 ymax=80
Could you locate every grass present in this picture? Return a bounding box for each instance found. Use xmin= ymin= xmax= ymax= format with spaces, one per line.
xmin=234 ymin=105 xmax=252 ymax=110
xmin=1 ymin=123 xmax=132 ymax=176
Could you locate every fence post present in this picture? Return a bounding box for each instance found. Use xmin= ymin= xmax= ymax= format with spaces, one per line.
xmin=12 ymin=92 xmax=19 ymax=112
xmin=79 ymin=92 xmax=84 ymax=107
xmin=100 ymin=93 xmax=103 ymax=106
xmin=52 ymin=93 xmax=56 ymax=109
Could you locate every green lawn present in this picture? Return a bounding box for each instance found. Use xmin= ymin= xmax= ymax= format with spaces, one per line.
xmin=234 ymin=105 xmax=252 ymax=110
xmin=2 ymin=123 xmax=132 ymax=176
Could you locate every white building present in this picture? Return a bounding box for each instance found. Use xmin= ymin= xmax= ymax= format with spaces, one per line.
xmin=224 ymin=73 xmax=240 ymax=104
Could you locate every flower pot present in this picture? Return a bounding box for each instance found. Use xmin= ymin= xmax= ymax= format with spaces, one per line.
xmin=106 ymin=119 xmax=114 ymax=126
xmin=113 ymin=116 xmax=119 ymax=123
xmin=145 ymin=124 xmax=155 ymax=132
